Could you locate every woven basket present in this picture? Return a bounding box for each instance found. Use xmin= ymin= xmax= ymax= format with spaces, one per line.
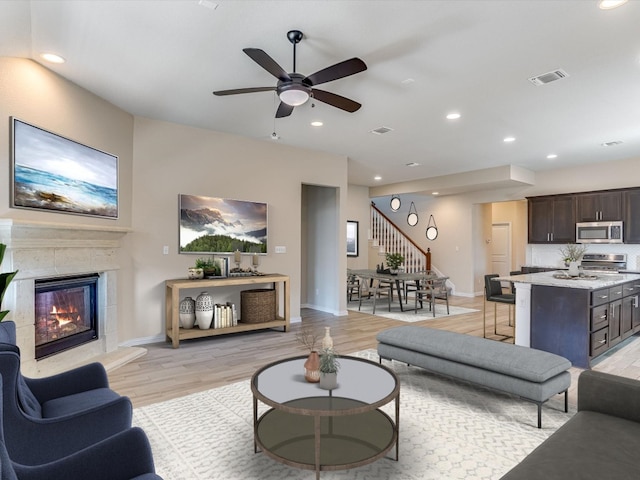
xmin=240 ymin=288 xmax=276 ymax=323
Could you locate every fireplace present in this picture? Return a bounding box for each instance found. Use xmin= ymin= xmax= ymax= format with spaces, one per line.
xmin=34 ymin=274 xmax=99 ymax=359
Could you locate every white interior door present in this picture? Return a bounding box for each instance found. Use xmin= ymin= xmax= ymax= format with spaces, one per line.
xmin=491 ymin=223 xmax=511 ymax=278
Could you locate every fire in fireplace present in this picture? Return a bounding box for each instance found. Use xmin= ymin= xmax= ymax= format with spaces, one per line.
xmin=34 ymin=274 xmax=99 ymax=359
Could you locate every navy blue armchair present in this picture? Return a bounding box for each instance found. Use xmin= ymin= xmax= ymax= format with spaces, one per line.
xmin=0 ymin=376 xmax=162 ymax=480
xmin=0 ymin=321 xmax=133 ymax=464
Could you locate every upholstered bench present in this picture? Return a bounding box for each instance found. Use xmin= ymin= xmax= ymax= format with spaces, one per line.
xmin=377 ymin=326 xmax=572 ymax=428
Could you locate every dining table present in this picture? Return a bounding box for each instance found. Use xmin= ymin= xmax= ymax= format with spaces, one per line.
xmin=348 ymin=269 xmax=437 ymax=312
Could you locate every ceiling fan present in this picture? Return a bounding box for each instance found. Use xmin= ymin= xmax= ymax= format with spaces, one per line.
xmin=213 ymin=30 xmax=367 ymax=118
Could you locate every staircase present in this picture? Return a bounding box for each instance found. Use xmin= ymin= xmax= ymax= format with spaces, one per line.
xmin=370 ymin=202 xmax=431 ymax=273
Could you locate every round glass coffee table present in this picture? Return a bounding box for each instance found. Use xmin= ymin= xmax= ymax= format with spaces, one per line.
xmin=251 ymin=355 xmax=399 ymax=479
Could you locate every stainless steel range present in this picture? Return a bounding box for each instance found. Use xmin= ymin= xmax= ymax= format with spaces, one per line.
xmin=580 ymin=253 xmax=627 ymax=272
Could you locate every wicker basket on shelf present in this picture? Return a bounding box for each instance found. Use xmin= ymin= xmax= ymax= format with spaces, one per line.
xmin=240 ymin=288 xmax=276 ymax=323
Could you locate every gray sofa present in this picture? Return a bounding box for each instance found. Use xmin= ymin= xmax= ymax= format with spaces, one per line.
xmin=501 ymin=369 xmax=640 ymax=479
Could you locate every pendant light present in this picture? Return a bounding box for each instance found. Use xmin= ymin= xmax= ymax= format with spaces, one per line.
xmin=390 ymin=194 xmax=401 ymax=212
xmin=407 ymin=202 xmax=419 ymax=226
xmin=425 ymin=215 xmax=438 ymax=240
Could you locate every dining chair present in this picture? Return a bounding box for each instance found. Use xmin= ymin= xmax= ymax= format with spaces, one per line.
xmin=404 ymin=270 xmax=431 ymax=303
xmin=346 ymin=272 xmax=360 ymax=302
xmin=414 ymin=276 xmax=449 ymax=316
xmin=358 ymin=277 xmax=391 ymax=314
xmin=483 ymin=274 xmax=515 ymax=339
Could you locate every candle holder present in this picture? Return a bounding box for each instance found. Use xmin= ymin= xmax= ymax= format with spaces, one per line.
xmin=252 ymin=253 xmax=260 ymax=272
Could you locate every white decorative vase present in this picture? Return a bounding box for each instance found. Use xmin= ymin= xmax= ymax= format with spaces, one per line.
xmin=568 ymin=261 xmax=580 ymax=277
xmin=188 ymin=267 xmax=204 ymax=280
xmin=179 ymin=296 xmax=196 ymax=329
xmin=195 ymin=291 xmax=214 ymax=329
xmin=319 ymin=372 xmax=338 ymax=390
xmin=322 ymin=327 xmax=333 ymax=350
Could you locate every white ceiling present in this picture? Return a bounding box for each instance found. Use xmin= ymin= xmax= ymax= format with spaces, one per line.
xmin=1 ymin=0 xmax=639 ymax=191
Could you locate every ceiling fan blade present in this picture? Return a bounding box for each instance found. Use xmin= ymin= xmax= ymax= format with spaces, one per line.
xmin=275 ymin=102 xmax=294 ymax=118
xmin=243 ymin=48 xmax=291 ymax=82
xmin=213 ymin=86 xmax=276 ymax=96
xmin=312 ymin=89 xmax=362 ymax=113
xmin=304 ymin=58 xmax=367 ymax=86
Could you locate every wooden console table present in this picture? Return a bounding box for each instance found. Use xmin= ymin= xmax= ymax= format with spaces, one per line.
xmin=165 ymin=274 xmax=290 ymax=348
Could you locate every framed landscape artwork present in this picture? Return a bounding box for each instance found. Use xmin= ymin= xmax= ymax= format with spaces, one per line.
xmin=11 ymin=118 xmax=118 ymax=219
xmin=347 ymin=220 xmax=359 ymax=257
xmin=179 ymin=194 xmax=268 ymax=255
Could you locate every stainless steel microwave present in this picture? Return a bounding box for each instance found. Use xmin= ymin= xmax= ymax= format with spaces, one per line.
xmin=576 ymin=221 xmax=623 ymax=244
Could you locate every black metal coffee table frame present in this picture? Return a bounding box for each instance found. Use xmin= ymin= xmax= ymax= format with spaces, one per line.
xmin=251 ymin=355 xmax=400 ymax=479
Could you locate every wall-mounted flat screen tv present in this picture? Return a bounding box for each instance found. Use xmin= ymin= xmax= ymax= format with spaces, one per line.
xmin=179 ymin=194 xmax=267 ymax=255
xmin=11 ymin=118 xmax=118 ymax=219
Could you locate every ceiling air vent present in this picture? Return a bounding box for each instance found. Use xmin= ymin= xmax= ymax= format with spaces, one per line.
xmin=370 ymin=126 xmax=394 ymax=135
xmin=528 ymin=69 xmax=569 ymax=86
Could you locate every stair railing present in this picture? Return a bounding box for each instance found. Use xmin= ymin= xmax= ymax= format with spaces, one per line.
xmin=370 ymin=202 xmax=431 ymax=273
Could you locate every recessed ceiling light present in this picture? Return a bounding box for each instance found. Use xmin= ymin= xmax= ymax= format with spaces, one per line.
xmin=601 ymin=140 xmax=623 ymax=147
xmin=401 ymin=78 xmax=415 ymax=85
xmin=432 ymin=192 xmax=439 ymax=196
xmin=405 ymin=162 xmax=420 ymax=167
xmin=503 ymin=136 xmax=516 ymax=143
xmin=40 ymin=53 xmax=65 ymax=64
xmin=310 ymin=121 xmax=323 ymax=127
xmin=374 ymin=175 xmax=382 ymax=181
xmin=546 ymin=154 xmax=558 ymax=159
xmin=198 ymin=0 xmax=219 ymax=9
xmin=598 ymin=0 xmax=627 ymax=9
xmin=446 ymin=113 xmax=461 ymax=120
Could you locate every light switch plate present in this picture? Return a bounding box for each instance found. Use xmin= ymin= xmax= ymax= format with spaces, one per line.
xmin=275 ymin=246 xmax=286 ymax=254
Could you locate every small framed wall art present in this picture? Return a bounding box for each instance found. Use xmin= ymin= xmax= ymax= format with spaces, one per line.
xmin=347 ymin=220 xmax=359 ymax=257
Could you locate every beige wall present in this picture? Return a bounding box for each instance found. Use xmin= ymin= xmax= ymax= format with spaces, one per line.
xmin=3 ymin=56 xmax=640 ymax=341
xmin=372 ymin=160 xmax=640 ymax=296
xmin=0 ymin=57 xmax=134 ymax=226
xmin=346 ymin=184 xmax=370 ymax=271
xmin=128 ymin=117 xmax=348 ymax=340
xmin=1 ymin=57 xmax=349 ymax=345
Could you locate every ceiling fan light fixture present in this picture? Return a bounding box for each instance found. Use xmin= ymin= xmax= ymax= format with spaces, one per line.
xmin=598 ymin=0 xmax=627 ymax=9
xmin=279 ymin=86 xmax=309 ymax=106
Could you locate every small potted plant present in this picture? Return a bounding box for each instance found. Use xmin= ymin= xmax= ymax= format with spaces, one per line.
xmin=319 ymin=347 xmax=340 ymax=390
xmin=296 ymin=325 xmax=321 ymax=383
xmin=559 ymin=244 xmax=587 ymax=276
xmin=0 ymin=243 xmax=18 ymax=322
xmin=385 ymin=252 xmax=404 ymax=274
xmin=195 ymin=257 xmax=218 ymax=278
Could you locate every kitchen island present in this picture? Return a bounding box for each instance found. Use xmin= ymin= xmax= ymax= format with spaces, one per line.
xmin=500 ymin=271 xmax=640 ymax=368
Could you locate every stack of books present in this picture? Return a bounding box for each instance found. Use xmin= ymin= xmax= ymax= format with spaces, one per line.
xmin=213 ymin=302 xmax=237 ymax=328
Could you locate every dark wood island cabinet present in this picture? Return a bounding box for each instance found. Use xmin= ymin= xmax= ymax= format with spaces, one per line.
xmin=503 ymin=272 xmax=640 ymax=369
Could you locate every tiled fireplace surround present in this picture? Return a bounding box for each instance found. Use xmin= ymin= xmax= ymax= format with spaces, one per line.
xmin=0 ymin=219 xmax=129 ymax=377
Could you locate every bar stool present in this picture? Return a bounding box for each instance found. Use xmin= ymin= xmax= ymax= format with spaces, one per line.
xmin=483 ymin=274 xmax=515 ymax=339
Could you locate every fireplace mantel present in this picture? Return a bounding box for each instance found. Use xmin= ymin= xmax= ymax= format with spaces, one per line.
xmin=0 ymin=218 xmax=131 ymax=249
xmin=0 ymin=218 xmax=130 ymax=377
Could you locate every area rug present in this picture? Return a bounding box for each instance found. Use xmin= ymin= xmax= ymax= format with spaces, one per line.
xmin=133 ymin=350 xmax=572 ymax=480
xmin=348 ymin=303 xmax=479 ymax=322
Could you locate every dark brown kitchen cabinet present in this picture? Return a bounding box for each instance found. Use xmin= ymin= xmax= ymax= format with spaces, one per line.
xmin=575 ymin=191 xmax=622 ymax=222
xmin=528 ymin=195 xmax=575 ymax=243
xmin=624 ymin=188 xmax=640 ymax=243
xmin=609 ymin=302 xmax=622 ymax=348
xmin=622 ymin=281 xmax=640 ymax=337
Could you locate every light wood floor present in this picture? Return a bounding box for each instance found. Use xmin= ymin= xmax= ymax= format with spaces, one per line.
xmin=108 ymin=293 xmax=640 ymax=408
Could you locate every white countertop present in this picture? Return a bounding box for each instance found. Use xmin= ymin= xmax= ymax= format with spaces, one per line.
xmin=498 ymin=271 xmax=640 ymax=290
